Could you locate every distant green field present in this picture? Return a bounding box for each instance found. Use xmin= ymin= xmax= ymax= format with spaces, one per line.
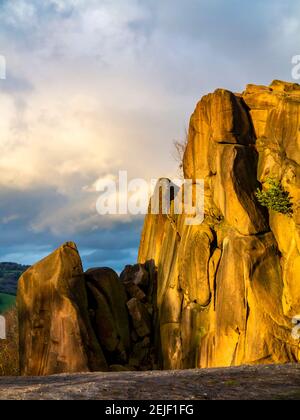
xmin=0 ymin=262 xmax=29 ymax=295
xmin=0 ymin=293 xmax=16 ymax=314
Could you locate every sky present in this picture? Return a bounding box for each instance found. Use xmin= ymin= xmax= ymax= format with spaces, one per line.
xmin=0 ymin=0 xmax=299 ymax=271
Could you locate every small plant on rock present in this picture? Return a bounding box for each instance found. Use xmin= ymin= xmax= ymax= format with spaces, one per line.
xmin=256 ymin=178 xmax=293 ymax=216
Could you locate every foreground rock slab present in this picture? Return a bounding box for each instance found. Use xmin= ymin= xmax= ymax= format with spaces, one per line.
xmin=0 ymin=365 xmax=299 ymax=400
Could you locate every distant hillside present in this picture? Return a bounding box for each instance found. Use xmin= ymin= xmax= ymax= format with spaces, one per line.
xmin=0 ymin=263 xmax=29 ymax=295
xmin=0 ymin=293 xmax=16 ymax=314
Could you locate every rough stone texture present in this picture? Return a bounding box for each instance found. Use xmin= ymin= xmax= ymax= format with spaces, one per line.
xmin=85 ymin=268 xmax=130 ymax=365
xmin=127 ymin=298 xmax=151 ymax=338
xmin=120 ymin=263 xmax=158 ymax=371
xmin=0 ymin=365 xmax=299 ymax=400
xmin=17 ymin=251 xmax=158 ymax=375
xmin=138 ymin=81 xmax=300 ymax=370
xmin=17 ymin=243 xmax=107 ymax=376
xmin=121 ymin=264 xmax=149 ymax=292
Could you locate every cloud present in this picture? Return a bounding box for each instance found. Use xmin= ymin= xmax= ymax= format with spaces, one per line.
xmin=0 ymin=0 xmax=300 ymax=270
xmin=0 ymin=185 xmax=142 ymax=269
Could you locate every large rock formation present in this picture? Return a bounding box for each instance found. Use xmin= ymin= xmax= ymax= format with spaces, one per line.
xmin=17 ymin=80 xmax=300 ymax=375
xmin=17 ymin=243 xmax=107 ymax=376
xmin=17 ymin=245 xmax=157 ymax=375
xmin=138 ymin=80 xmax=300 ymax=369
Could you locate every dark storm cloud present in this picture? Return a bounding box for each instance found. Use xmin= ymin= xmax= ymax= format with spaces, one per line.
xmin=0 ymin=186 xmax=142 ymax=269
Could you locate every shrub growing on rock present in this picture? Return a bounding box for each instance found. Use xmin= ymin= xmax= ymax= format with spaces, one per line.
xmin=256 ymin=178 xmax=293 ymax=216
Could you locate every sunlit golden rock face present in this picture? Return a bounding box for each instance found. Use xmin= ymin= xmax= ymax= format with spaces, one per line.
xmin=138 ymin=81 xmax=300 ymax=369
xmin=17 ymin=243 xmax=108 ymax=376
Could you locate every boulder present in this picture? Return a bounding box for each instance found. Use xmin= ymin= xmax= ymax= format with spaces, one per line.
xmin=85 ymin=268 xmax=130 ymax=364
xmin=127 ymin=298 xmax=151 ymax=338
xmin=17 ymin=242 xmax=107 ymax=376
xmin=121 ymin=264 xmax=149 ymax=291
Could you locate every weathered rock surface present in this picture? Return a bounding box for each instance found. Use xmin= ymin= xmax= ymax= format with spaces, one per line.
xmin=0 ymin=365 xmax=299 ymax=400
xmin=139 ymin=80 xmax=300 ymax=370
xmin=127 ymin=298 xmax=151 ymax=338
xmin=17 ymin=243 xmax=107 ymax=376
xmin=121 ymin=264 xmax=158 ymax=371
xmin=17 ymin=253 xmax=157 ymax=375
xmin=86 ymin=268 xmax=130 ymax=365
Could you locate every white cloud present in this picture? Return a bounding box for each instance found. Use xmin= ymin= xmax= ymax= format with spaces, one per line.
xmin=1 ymin=0 xmax=36 ymax=27
xmin=1 ymin=214 xmax=20 ymax=224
